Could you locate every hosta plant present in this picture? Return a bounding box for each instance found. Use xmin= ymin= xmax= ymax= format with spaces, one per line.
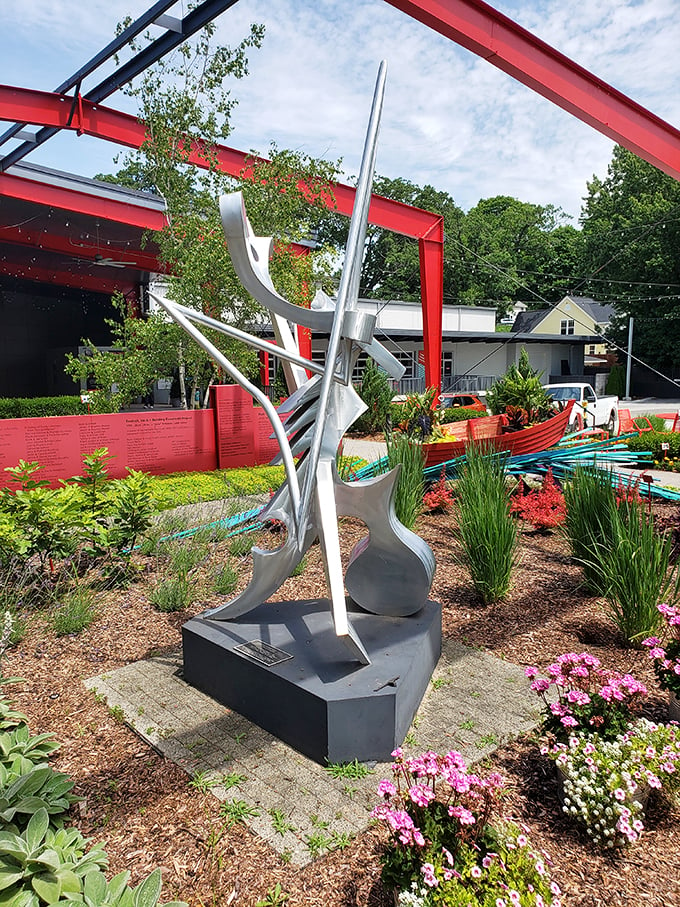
xmin=372 ymin=749 xmax=561 ymax=906
xmin=0 ymin=761 xmax=80 ymax=830
xmin=0 ymin=725 xmax=59 ymax=767
xmin=0 ymin=810 xmax=186 ymax=906
xmin=0 ymin=807 xmax=108 ymax=904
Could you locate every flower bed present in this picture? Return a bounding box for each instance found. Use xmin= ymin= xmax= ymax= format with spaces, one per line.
xmin=372 ymin=749 xmax=561 ymax=906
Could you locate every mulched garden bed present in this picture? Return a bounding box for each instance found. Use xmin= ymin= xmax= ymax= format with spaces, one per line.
xmin=4 ymin=501 xmax=680 ymax=907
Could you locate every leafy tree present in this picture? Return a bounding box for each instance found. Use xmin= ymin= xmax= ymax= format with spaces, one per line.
xmin=74 ymin=19 xmax=339 ymax=410
xmin=579 ymin=145 xmax=680 ymax=370
xmin=456 ymin=196 xmax=575 ymax=316
xmin=318 ymin=176 xmax=466 ymax=302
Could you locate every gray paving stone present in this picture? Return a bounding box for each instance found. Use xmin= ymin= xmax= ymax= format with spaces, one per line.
xmin=86 ymin=635 xmax=539 ymax=866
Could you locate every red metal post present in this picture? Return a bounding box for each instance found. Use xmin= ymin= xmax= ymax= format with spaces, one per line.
xmin=419 ymin=221 xmax=445 ymax=393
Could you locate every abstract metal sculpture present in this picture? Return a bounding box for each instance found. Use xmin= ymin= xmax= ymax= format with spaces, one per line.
xmin=150 ymin=62 xmax=434 ymax=665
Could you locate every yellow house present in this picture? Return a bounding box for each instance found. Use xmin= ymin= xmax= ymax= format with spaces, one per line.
xmin=511 ymin=296 xmax=613 ymax=357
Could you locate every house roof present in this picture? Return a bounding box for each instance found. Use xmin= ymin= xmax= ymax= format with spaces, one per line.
xmin=510 ymin=296 xmax=615 ymax=333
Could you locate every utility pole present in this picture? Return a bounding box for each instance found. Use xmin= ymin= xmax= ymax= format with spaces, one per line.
xmin=624 ymin=316 xmax=634 ymax=400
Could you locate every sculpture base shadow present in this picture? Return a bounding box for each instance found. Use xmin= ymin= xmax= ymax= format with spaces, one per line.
xmin=182 ymin=598 xmax=442 ymax=765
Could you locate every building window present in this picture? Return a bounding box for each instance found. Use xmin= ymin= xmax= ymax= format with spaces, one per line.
xmin=560 ymin=319 xmax=575 ymax=335
xmin=588 ymin=345 xmax=597 ymax=355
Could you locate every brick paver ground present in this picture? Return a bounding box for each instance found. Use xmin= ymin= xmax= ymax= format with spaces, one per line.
xmin=86 ymin=639 xmax=539 ymax=866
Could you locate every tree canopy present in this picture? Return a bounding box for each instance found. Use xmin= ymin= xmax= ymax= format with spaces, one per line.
xmin=579 ymin=145 xmax=680 ymax=370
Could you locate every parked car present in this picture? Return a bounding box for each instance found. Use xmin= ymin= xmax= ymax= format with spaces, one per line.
xmin=542 ymin=382 xmax=619 ymax=433
xmin=438 ymin=392 xmax=486 ymax=412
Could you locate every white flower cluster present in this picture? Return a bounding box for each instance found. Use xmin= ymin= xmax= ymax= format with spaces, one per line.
xmin=397 ymin=880 xmax=430 ymax=907
xmin=557 ymin=718 xmax=680 ymax=847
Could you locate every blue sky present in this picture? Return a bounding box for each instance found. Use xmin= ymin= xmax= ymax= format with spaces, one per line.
xmin=2 ymin=0 xmax=679 ymax=221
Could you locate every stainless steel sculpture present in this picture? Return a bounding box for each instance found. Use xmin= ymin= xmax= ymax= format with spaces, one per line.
xmin=150 ymin=62 xmax=434 ymax=664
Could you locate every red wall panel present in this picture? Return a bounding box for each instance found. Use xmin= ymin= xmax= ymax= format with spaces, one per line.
xmin=0 ymin=409 xmax=218 ymax=488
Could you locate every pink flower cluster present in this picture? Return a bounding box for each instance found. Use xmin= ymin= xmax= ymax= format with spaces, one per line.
xmin=525 ymin=652 xmax=648 ymax=739
xmin=371 ymin=748 xmax=504 ymax=858
xmin=642 ymin=603 xmax=680 ymax=697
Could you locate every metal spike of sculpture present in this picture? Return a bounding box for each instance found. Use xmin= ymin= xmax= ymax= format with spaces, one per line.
xmin=150 ymin=62 xmax=435 ymax=665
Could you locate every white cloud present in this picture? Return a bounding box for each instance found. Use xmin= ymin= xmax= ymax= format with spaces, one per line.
xmin=2 ymin=0 xmax=679 ymax=220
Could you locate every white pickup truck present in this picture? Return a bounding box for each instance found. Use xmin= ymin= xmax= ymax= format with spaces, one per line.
xmin=543 ymin=383 xmax=619 ymax=434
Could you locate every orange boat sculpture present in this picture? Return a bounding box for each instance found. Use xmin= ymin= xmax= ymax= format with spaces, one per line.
xmin=423 ymin=400 xmax=574 ymax=467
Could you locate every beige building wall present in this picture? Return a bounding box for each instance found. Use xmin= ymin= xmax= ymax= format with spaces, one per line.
xmin=532 ymin=298 xmax=608 ymax=356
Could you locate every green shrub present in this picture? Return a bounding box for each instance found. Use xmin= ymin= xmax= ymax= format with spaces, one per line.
xmin=0 ymin=396 xmax=88 ymax=419
xmin=597 ymin=499 xmax=678 ymax=644
xmin=169 ymin=540 xmax=209 ymax=574
xmin=0 ymin=464 xmax=85 ymax=569
xmin=626 ymin=430 xmax=680 ymax=461
xmin=455 ymin=444 xmax=518 ymax=604
xmin=229 ymin=533 xmax=255 ymax=558
xmin=50 ymin=584 xmax=98 ymax=637
xmin=147 ymin=466 xmax=284 ymax=511
xmin=642 ymin=414 xmax=669 ymax=433
xmin=382 ymin=433 xmax=425 ymax=529
xmin=0 ymin=399 xmax=21 ymax=420
xmin=606 ymin=363 xmax=626 ymax=397
xmin=563 ymin=467 xmax=618 ymax=594
xmin=439 ymin=407 xmax=486 ymax=424
xmin=214 ymin=562 xmax=239 ymax=595
xmin=355 ymin=360 xmax=393 ymax=434
xmin=149 ymin=574 xmax=191 ymax=612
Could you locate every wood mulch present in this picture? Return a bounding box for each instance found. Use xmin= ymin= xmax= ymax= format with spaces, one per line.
xmin=4 ymin=500 xmax=680 ymax=907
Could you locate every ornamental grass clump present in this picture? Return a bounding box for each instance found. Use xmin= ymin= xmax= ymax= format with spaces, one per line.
xmin=455 ymin=444 xmax=518 ymax=604
xmin=596 ymin=498 xmax=679 ymax=644
xmin=562 ymin=467 xmax=618 ymax=593
xmin=642 ymin=602 xmax=680 ymax=697
xmin=372 ymin=748 xmax=561 ymax=907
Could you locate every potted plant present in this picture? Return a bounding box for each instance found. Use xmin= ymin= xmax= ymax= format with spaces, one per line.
xmin=526 ymin=653 xmax=680 ymax=846
xmin=642 ymin=602 xmax=680 ymax=721
xmin=371 ymin=748 xmax=562 ymax=906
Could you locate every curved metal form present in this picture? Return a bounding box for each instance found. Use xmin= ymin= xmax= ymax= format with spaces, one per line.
xmin=156 ymin=63 xmax=435 ymax=665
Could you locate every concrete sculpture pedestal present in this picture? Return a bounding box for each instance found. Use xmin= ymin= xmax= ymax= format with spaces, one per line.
xmin=182 ymin=599 xmax=441 ymax=765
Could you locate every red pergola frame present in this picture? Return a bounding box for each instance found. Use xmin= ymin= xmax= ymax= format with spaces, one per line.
xmin=0 ymin=84 xmax=444 ymax=390
xmin=2 ymin=0 xmax=680 ymax=392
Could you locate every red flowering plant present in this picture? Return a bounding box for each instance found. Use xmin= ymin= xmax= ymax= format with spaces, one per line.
xmin=510 ymin=469 xmax=566 ymax=532
xmin=372 ymin=748 xmax=561 ymax=906
xmin=525 ymin=652 xmax=648 ymax=743
xmin=642 ymin=602 xmax=680 ymax=697
xmin=423 ymin=468 xmax=453 ymax=514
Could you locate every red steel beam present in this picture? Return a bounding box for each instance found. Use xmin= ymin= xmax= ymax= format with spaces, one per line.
xmin=0 ymin=170 xmax=167 ymax=231
xmin=386 ymin=0 xmax=680 ymax=181
xmin=0 ymin=86 xmax=443 ymax=239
